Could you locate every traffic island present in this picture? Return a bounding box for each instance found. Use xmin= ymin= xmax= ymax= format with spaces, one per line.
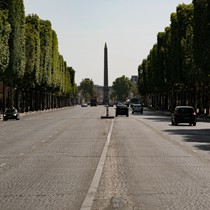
xmin=101 ymin=105 xmax=114 ymax=119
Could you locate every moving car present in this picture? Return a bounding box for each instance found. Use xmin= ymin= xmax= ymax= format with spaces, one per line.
xmin=171 ymin=106 xmax=196 ymax=126
xmin=3 ymin=108 xmax=20 ymax=121
xmin=132 ymin=104 xmax=143 ymax=114
xmin=90 ymin=97 xmax=97 ymax=106
xmin=130 ymin=97 xmax=139 ymax=108
xmin=115 ymin=102 xmax=129 ymax=117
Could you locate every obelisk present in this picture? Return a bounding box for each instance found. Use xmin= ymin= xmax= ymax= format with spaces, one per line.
xmin=101 ymin=43 xmax=114 ymax=119
xmin=103 ymin=43 xmax=109 ymax=104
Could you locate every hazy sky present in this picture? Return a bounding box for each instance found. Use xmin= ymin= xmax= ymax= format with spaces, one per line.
xmin=24 ymin=0 xmax=192 ymax=86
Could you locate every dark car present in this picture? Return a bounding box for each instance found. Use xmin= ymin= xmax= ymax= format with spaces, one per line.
xmin=171 ymin=106 xmax=196 ymax=126
xmin=3 ymin=108 xmax=20 ymax=121
xmin=115 ymin=102 xmax=129 ymax=117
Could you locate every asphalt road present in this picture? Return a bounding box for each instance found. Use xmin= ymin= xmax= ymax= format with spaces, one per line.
xmin=1 ymin=106 xmax=210 ymax=210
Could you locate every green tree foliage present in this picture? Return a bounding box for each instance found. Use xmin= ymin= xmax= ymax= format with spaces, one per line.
xmin=64 ymin=65 xmax=72 ymax=95
xmin=3 ymin=0 xmax=26 ymax=83
xmin=39 ymin=20 xmax=52 ymax=87
xmin=0 ymin=10 xmax=11 ymax=78
xmin=193 ymin=0 xmax=208 ymax=80
xmin=177 ymin=4 xmax=194 ymax=84
xmin=24 ymin=14 xmax=40 ymax=89
xmin=112 ymin=75 xmax=132 ymax=102
xmin=0 ymin=0 xmax=76 ymax=110
xmin=68 ymin=67 xmax=75 ymax=88
xmin=58 ymin=55 xmax=65 ymax=95
xmin=156 ymin=32 xmax=167 ymax=91
xmin=51 ymin=30 xmax=59 ymax=89
xmin=138 ymin=59 xmax=149 ymax=95
xmin=138 ymin=3 xmax=194 ymax=95
xmin=207 ymin=1 xmax=210 ymax=69
xmin=136 ymin=3 xmax=210 ymax=111
xmin=80 ymin=79 xmax=95 ymax=100
xmin=170 ymin=12 xmax=180 ymax=84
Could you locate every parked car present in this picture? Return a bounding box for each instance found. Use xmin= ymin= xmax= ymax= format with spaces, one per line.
xmin=132 ymin=104 xmax=143 ymax=114
xmin=3 ymin=108 xmax=20 ymax=121
xmin=115 ymin=102 xmax=129 ymax=117
xmin=171 ymin=106 xmax=196 ymax=126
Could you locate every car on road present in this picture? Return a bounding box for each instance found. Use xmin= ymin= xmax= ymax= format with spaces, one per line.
xmin=171 ymin=106 xmax=196 ymax=126
xmin=90 ymin=97 xmax=97 ymax=106
xmin=3 ymin=108 xmax=20 ymax=121
xmin=132 ymin=104 xmax=143 ymax=114
xmin=115 ymin=102 xmax=129 ymax=117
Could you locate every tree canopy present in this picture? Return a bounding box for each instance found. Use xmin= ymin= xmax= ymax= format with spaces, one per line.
xmin=79 ymin=79 xmax=95 ymax=101
xmin=112 ymin=75 xmax=132 ymax=102
xmin=0 ymin=0 xmax=76 ymax=110
xmin=0 ymin=10 xmax=11 ymax=78
xmin=138 ymin=2 xmax=210 ymax=112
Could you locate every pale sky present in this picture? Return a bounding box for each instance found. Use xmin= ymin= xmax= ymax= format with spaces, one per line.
xmin=24 ymin=0 xmax=192 ymax=86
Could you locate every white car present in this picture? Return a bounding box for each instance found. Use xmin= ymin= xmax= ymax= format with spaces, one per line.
xmin=81 ymin=103 xmax=88 ymax=107
xmin=132 ymin=104 xmax=143 ymax=114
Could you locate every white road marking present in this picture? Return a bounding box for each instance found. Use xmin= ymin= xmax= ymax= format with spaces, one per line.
xmin=80 ymin=119 xmax=114 ymax=210
xmin=19 ymin=153 xmax=24 ymax=156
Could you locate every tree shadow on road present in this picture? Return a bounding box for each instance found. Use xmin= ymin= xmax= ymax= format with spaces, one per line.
xmin=139 ymin=111 xmax=171 ymax=123
xmin=142 ymin=109 xmax=210 ymax=152
xmin=164 ymin=128 xmax=210 ymax=152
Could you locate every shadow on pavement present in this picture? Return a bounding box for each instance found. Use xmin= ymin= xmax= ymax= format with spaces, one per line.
xmin=137 ymin=108 xmax=171 ymax=123
xmin=164 ymin=128 xmax=210 ymax=152
xmin=143 ymin=108 xmax=210 ymax=152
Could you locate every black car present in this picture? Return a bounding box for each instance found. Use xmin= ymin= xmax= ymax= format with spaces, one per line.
xmin=3 ymin=108 xmax=20 ymax=121
xmin=115 ymin=102 xmax=129 ymax=117
xmin=171 ymin=106 xmax=196 ymax=126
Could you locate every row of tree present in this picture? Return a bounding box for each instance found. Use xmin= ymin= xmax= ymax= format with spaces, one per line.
xmin=0 ymin=0 xmax=76 ymax=112
xmin=79 ymin=76 xmax=138 ymax=104
xmin=138 ymin=1 xmax=210 ymax=114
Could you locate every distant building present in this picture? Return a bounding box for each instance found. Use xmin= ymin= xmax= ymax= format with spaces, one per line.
xmin=131 ymin=75 xmax=138 ymax=85
xmin=94 ymin=85 xmax=112 ymax=104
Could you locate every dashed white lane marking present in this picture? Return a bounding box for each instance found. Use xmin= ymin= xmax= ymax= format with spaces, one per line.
xmin=0 ymin=163 xmax=6 ymax=167
xmin=80 ymin=119 xmax=114 ymax=210
xmin=19 ymin=153 xmax=24 ymax=156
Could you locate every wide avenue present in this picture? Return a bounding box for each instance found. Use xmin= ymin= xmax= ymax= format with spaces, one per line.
xmin=0 ymin=106 xmax=210 ymax=210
